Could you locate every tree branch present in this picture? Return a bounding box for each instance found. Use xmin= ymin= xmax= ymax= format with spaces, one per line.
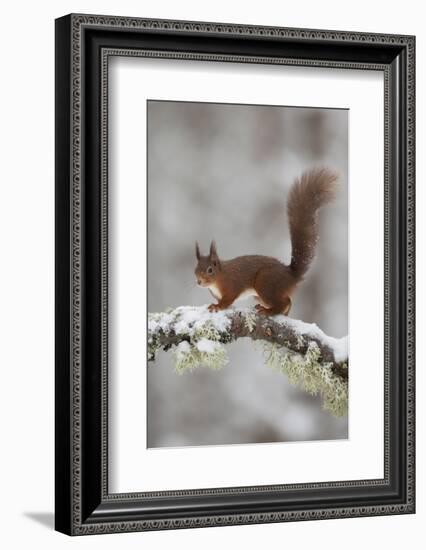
xmin=148 ymin=306 xmax=348 ymax=377
xmin=148 ymin=305 xmax=348 ymax=417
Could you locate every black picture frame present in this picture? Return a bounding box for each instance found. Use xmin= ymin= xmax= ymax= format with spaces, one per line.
xmin=55 ymin=13 xmax=415 ymax=535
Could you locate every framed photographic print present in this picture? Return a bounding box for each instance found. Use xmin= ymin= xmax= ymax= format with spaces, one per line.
xmin=55 ymin=14 xmax=415 ymax=535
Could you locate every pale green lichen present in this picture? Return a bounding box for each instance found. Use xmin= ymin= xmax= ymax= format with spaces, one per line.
xmin=173 ymin=318 xmax=231 ymax=373
xmin=173 ymin=340 xmax=228 ymax=374
xmin=148 ymin=333 xmax=161 ymax=361
xmin=264 ymin=341 xmax=348 ymax=417
xmin=193 ymin=321 xmax=223 ymax=342
xmin=243 ymin=311 xmax=257 ymax=333
xmin=148 ymin=308 xmax=230 ymax=362
xmin=296 ymin=333 xmax=306 ymax=350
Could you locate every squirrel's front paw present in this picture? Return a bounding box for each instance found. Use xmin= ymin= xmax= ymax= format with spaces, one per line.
xmin=208 ymin=303 xmax=220 ymax=313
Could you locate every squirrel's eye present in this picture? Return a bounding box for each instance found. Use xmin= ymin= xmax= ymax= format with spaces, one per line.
xmin=206 ymin=267 xmax=213 ymax=275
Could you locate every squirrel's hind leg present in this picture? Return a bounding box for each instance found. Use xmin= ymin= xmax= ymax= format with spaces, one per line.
xmin=254 ymin=269 xmax=293 ymax=316
xmin=283 ymin=297 xmax=292 ymax=315
xmin=255 ymin=297 xmax=291 ymax=315
xmin=255 ymin=296 xmax=291 ymax=317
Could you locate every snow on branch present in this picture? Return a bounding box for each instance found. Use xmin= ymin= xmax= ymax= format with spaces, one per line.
xmin=148 ymin=305 xmax=349 ymax=417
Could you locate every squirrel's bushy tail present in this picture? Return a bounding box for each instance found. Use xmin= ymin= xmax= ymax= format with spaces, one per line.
xmin=287 ymin=167 xmax=338 ymax=279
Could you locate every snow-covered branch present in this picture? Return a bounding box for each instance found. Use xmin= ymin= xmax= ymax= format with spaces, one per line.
xmin=148 ymin=305 xmax=349 ymax=416
xmin=148 ymin=306 xmax=348 ymax=373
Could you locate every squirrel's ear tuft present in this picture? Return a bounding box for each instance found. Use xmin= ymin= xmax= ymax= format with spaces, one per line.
xmin=209 ymin=240 xmax=218 ymax=259
xmin=195 ymin=241 xmax=201 ymax=260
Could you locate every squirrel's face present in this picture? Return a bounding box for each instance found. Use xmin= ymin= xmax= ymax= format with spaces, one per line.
xmin=195 ymin=240 xmax=220 ymax=287
xmin=195 ymin=259 xmax=219 ymax=286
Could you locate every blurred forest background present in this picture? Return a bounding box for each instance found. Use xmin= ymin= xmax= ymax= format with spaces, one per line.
xmin=147 ymin=100 xmax=348 ymax=448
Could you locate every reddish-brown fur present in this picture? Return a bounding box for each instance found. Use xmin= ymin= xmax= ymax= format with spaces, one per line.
xmin=195 ymin=168 xmax=338 ymax=316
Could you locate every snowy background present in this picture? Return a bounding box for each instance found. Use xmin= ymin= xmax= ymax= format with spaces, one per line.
xmin=147 ymin=100 xmax=348 ymax=447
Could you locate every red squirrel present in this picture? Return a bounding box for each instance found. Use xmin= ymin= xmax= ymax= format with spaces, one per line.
xmin=195 ymin=168 xmax=339 ymax=316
